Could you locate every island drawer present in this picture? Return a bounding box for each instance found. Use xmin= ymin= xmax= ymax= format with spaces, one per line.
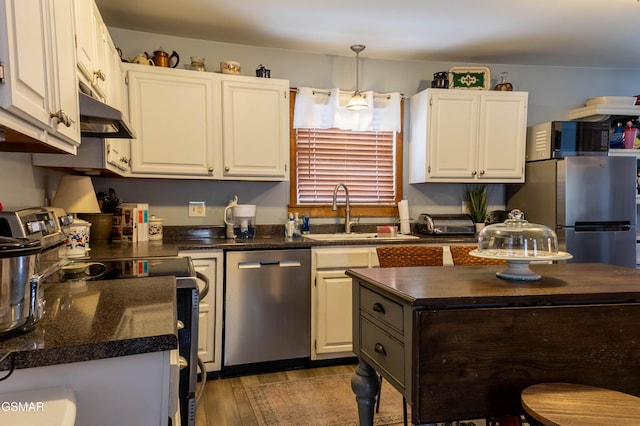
xmin=360 ymin=286 xmax=404 ymax=334
xmin=360 ymin=317 xmax=405 ymax=388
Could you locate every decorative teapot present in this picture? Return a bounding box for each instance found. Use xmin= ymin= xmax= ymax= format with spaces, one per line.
xmin=130 ymin=53 xmax=154 ymax=65
xmin=148 ymin=48 xmax=179 ymax=68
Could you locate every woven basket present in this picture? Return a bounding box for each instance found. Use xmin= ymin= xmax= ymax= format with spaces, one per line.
xmin=376 ymin=245 xmax=444 ymax=268
xmin=450 ymin=245 xmax=506 ymax=266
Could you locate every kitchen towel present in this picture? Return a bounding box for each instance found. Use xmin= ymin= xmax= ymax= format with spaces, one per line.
xmin=398 ymin=200 xmax=410 ymax=234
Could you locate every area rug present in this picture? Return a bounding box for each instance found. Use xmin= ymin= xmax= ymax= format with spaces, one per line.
xmin=246 ymin=373 xmax=406 ymax=425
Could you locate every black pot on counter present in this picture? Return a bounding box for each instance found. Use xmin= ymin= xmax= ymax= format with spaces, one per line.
xmin=0 ymin=236 xmax=43 ymax=335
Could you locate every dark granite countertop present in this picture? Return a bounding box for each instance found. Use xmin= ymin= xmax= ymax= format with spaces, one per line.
xmin=87 ymin=224 xmax=477 ymax=259
xmin=0 ymin=276 xmax=177 ymax=372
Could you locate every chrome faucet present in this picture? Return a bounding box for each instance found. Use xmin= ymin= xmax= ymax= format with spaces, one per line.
xmin=332 ymin=183 xmax=352 ymax=234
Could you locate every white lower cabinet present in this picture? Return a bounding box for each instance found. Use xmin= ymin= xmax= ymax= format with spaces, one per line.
xmin=311 ymin=246 xmax=379 ymax=360
xmin=311 ymin=244 xmax=464 ymax=361
xmin=179 ymin=250 xmax=223 ymax=372
xmin=1 ymin=351 xmax=172 ymax=426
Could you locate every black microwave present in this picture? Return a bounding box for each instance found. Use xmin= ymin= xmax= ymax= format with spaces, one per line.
xmin=526 ymin=121 xmax=609 ymax=161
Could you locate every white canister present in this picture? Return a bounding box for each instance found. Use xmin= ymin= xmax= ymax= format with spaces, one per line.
xmin=59 ymin=219 xmax=91 ymax=258
xmin=149 ymin=216 xmax=164 ymax=241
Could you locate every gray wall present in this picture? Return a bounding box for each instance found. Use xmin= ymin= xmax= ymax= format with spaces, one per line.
xmin=2 ymin=27 xmax=640 ymax=226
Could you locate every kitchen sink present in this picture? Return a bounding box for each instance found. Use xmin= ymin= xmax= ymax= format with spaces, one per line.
xmin=303 ymin=232 xmax=420 ymax=242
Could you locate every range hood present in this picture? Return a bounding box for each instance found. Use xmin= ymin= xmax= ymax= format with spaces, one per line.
xmin=79 ymin=91 xmax=135 ymax=139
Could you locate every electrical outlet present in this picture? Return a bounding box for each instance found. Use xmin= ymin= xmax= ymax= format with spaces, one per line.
xmin=188 ymin=201 xmax=206 ymax=217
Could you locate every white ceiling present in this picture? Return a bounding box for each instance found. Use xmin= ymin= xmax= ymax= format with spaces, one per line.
xmin=96 ymin=0 xmax=640 ymax=69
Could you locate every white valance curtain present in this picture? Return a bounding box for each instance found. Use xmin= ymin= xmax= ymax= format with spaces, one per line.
xmin=293 ymin=87 xmax=402 ymax=132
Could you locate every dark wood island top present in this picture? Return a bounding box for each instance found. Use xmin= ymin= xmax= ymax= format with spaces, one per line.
xmin=346 ymin=262 xmax=640 ymax=307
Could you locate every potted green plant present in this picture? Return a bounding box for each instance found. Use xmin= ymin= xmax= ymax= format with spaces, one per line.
xmin=465 ymin=184 xmax=488 ymax=232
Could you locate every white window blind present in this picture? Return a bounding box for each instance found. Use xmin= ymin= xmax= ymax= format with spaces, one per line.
xmin=295 ymin=128 xmax=397 ymax=204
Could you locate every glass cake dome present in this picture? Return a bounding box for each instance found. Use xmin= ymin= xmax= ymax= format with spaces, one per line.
xmin=470 ymin=209 xmax=572 ymax=281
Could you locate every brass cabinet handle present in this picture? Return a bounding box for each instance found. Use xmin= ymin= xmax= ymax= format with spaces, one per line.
xmin=372 ymin=302 xmax=385 ymax=314
xmin=225 ymin=166 xmax=230 ymax=172
xmin=374 ymin=343 xmax=386 ymax=356
xmin=94 ymin=69 xmax=106 ymax=82
xmin=50 ymin=110 xmax=71 ymax=127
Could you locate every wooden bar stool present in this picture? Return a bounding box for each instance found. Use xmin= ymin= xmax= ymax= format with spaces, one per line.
xmin=376 ymin=245 xmax=443 ymax=268
xmin=521 ymin=382 xmax=640 ymax=425
xmin=449 ymin=245 xmax=507 ymax=266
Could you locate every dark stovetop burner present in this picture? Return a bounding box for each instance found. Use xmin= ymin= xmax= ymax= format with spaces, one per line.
xmin=45 ymin=256 xmax=194 ymax=284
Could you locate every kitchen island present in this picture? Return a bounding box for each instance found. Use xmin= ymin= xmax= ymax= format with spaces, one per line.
xmin=347 ymin=263 xmax=640 ymax=425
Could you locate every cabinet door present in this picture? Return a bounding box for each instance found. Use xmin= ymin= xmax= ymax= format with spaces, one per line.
xmin=179 ymin=250 xmax=223 ymax=373
xmin=74 ymin=0 xmax=94 ymax=84
xmin=427 ymin=91 xmax=478 ymax=180
xmin=477 ymin=92 xmax=528 ymax=181
xmin=314 ymin=270 xmax=353 ymax=355
xmin=49 ymin=0 xmax=81 ymax=145
xmin=0 ymin=0 xmax=80 ymax=152
xmin=74 ymin=0 xmax=106 ymax=99
xmin=0 ymin=0 xmax=51 ymax=128
xmin=127 ymin=67 xmax=221 ymax=177
xmin=104 ymin=46 xmax=130 ymax=172
xmin=221 ymin=77 xmax=289 ymax=179
xmin=191 ymin=258 xmax=215 ymax=365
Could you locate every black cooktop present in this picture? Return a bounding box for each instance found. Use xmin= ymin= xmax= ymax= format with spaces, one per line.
xmin=45 ymin=256 xmax=194 ymax=284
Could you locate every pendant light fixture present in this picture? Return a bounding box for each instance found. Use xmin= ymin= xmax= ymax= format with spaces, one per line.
xmin=347 ymin=44 xmax=367 ymax=111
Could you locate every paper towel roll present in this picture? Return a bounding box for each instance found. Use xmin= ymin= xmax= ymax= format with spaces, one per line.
xmin=398 ymin=200 xmax=410 ymax=234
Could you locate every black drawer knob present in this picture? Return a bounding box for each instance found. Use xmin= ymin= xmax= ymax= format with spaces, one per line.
xmin=374 ymin=343 xmax=387 ymax=356
xmin=372 ymin=302 xmax=385 ymax=314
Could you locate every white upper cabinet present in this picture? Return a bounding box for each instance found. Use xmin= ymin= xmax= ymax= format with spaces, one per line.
xmin=49 ymin=0 xmax=81 ymax=145
xmin=221 ymin=76 xmax=289 ymax=180
xmin=125 ymin=65 xmax=290 ymax=181
xmin=409 ymin=88 xmax=528 ymax=183
xmin=0 ymin=0 xmax=80 ymax=153
xmin=126 ymin=64 xmax=222 ymax=177
xmin=74 ymin=0 xmax=108 ymax=100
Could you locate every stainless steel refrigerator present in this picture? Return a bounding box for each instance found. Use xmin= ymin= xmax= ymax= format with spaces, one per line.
xmin=506 ymin=156 xmax=637 ymax=268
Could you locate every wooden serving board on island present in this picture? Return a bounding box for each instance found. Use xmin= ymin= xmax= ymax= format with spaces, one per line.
xmin=346 ymin=263 xmax=640 ymax=425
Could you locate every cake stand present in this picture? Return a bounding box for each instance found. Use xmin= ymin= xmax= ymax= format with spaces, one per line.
xmin=469 ymin=249 xmax=573 ymax=281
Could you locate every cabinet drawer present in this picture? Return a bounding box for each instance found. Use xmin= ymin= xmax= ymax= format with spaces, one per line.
xmin=360 ymin=287 xmax=404 ymax=334
xmin=361 ymin=317 xmax=404 ymax=388
xmin=314 ymin=248 xmax=372 ymax=269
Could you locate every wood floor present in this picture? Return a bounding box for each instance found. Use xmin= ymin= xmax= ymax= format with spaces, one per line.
xmin=194 ymin=365 xmax=501 ymax=426
xmin=195 ymin=364 xmax=358 ymax=426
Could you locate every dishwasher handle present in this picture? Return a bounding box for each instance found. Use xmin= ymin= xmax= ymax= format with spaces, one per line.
xmin=238 ymin=260 xmax=302 ymax=269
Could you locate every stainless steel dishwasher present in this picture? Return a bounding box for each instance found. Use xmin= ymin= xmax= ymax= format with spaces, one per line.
xmin=224 ymin=249 xmax=311 ymax=366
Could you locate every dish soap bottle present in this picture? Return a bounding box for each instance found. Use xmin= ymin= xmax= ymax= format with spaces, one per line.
xmin=292 ymin=213 xmax=302 ymax=238
xmin=286 ymin=212 xmax=295 ymax=238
